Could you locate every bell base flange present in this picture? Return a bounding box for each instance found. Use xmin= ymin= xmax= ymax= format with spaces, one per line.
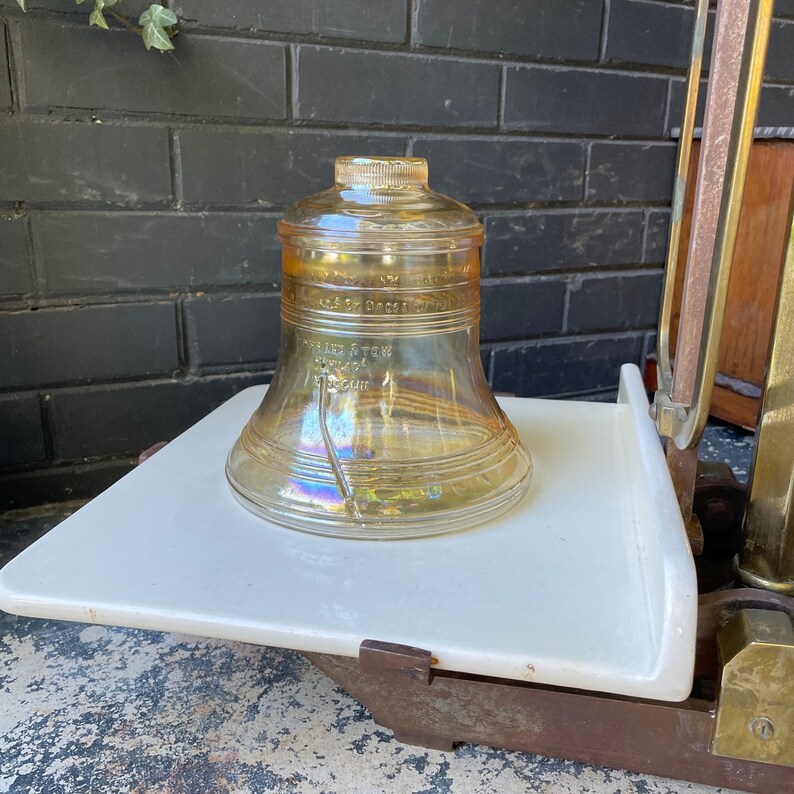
xmin=225 ymin=464 xmax=532 ymax=541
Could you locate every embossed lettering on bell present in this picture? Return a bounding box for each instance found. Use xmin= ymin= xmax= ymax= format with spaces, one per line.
xmin=227 ymin=157 xmax=532 ymax=539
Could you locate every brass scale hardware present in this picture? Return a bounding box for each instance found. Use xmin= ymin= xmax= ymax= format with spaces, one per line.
xmin=713 ymin=609 xmax=794 ymax=767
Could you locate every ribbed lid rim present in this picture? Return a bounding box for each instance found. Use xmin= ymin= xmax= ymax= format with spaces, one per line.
xmin=334 ymin=156 xmax=429 ymax=189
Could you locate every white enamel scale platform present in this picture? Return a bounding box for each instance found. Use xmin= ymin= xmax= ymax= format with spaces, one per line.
xmin=0 ymin=365 xmax=697 ymax=701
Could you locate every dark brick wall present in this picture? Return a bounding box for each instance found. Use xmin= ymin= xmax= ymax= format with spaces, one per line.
xmin=1 ymin=0 xmax=792 ymax=508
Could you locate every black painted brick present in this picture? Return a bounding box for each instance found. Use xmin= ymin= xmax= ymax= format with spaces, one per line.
xmin=296 ymin=46 xmax=499 ymax=128
xmin=776 ymin=0 xmax=794 ymax=19
xmin=415 ymin=0 xmax=601 ymax=61
xmin=413 ymin=138 xmax=585 ymax=204
xmin=36 ymin=213 xmax=281 ymax=293
xmin=491 ymin=334 xmax=642 ymax=397
xmin=767 ymin=20 xmax=794 ymax=82
xmin=0 ymin=303 xmax=179 ymax=388
xmin=669 ymin=80 xmax=794 ymax=132
xmin=49 ymin=374 xmax=271 ymax=460
xmin=503 ymin=67 xmax=667 ymax=136
xmin=587 ymin=143 xmax=676 ymax=203
xmin=180 ymin=129 xmax=405 ymax=207
xmin=480 ymin=279 xmax=564 ymax=341
xmin=185 ymin=294 xmax=281 ymax=368
xmin=605 ymin=0 xmax=695 ymax=70
xmin=758 ymin=85 xmax=794 ymax=127
xmin=175 ymin=0 xmax=408 ymax=43
xmin=0 ymin=459 xmax=135 ymax=511
xmin=19 ymin=21 xmax=286 ymax=120
xmin=0 ymin=120 xmax=171 ymax=206
xmin=0 ymin=395 xmax=46 ymax=467
xmin=483 ymin=210 xmax=644 ymax=275
xmin=566 ymin=271 xmax=663 ymax=333
xmin=0 ymin=26 xmax=10 ymax=111
xmin=0 ymin=216 xmax=33 ymax=296
xmin=643 ymin=210 xmax=670 ymax=265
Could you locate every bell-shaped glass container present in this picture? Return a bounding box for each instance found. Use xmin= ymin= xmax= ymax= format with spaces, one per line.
xmin=227 ymin=156 xmax=532 ymax=539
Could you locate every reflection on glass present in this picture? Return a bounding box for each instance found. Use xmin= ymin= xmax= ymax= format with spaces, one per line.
xmin=227 ymin=157 xmax=532 ymax=539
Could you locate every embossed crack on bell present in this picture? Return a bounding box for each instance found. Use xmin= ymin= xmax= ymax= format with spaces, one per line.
xmin=226 ymin=156 xmax=532 ymax=539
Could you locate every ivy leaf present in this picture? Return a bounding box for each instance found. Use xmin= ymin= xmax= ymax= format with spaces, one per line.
xmin=139 ymin=3 xmax=177 ymax=27
xmin=141 ymin=23 xmax=173 ymax=51
xmin=139 ymin=4 xmax=177 ymax=51
xmin=89 ymin=1 xmax=109 ymax=29
xmin=88 ymin=0 xmax=118 ymax=28
xmin=15 ymin=0 xmax=26 ymax=10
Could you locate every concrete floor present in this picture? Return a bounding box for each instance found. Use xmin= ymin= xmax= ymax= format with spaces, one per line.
xmin=0 ymin=421 xmax=753 ymax=793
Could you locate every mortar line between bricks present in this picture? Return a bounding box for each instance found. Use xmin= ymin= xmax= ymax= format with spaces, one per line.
xmin=582 ymin=142 xmax=593 ymax=203
xmin=484 ymin=324 xmax=657 ymax=345
xmin=287 ymin=45 xmax=298 ymax=120
xmin=481 ymin=263 xmax=666 ymax=279
xmin=333 ymin=42 xmax=736 ymax=82
xmin=38 ymin=393 xmax=56 ymax=461
xmin=147 ymin=26 xmax=731 ymax=81
xmin=174 ymin=299 xmax=189 ymax=374
xmin=406 ymin=0 xmax=416 ymax=48
xmin=478 ymin=205 xmax=650 ymax=216
xmin=0 ymin=289 xmax=278 ymax=312
xmin=3 ymin=21 xmax=20 ymax=113
xmin=22 ymin=205 xmax=661 ymax=218
xmin=6 ymin=196 xmax=678 ymax=217
xmin=480 ymin=275 xmax=569 ymax=287
xmin=0 ymin=372 xmax=182 ymax=396
xmin=26 ymin=211 xmax=47 ymax=296
xmin=5 ymin=110 xmax=691 ymax=141
xmin=14 ymin=212 xmax=37 ymax=297
xmin=489 ymin=329 xmax=648 ymax=351
xmin=663 ymin=78 xmax=677 ymax=135
xmin=168 ymin=129 xmax=184 ymax=209
xmin=480 ymin=267 xmax=660 ymax=286
xmin=0 ymin=114 xmax=689 ymax=146
xmin=497 ymin=65 xmax=506 ymax=130
xmin=640 ymin=209 xmax=653 ymax=262
xmin=599 ymin=0 xmax=612 ymax=64
xmin=561 ymin=280 xmax=572 ymax=332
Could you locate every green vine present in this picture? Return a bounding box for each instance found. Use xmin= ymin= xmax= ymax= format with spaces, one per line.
xmin=15 ymin=1 xmax=179 ymax=51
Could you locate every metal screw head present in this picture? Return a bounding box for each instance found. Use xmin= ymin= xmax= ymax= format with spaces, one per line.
xmin=749 ymin=716 xmax=775 ymax=741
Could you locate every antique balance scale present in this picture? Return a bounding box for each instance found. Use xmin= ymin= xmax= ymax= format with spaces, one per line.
xmin=1 ymin=0 xmax=793 ymax=790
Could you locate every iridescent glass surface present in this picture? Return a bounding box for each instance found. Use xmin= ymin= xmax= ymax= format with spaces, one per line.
xmin=227 ymin=157 xmax=532 ymax=538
